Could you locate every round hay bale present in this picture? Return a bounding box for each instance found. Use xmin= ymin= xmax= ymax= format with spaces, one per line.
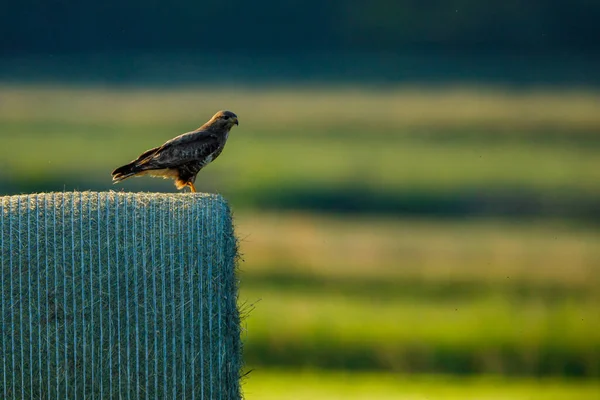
xmin=0 ymin=191 xmax=241 ymax=399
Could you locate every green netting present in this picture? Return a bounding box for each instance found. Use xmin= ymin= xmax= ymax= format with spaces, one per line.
xmin=0 ymin=191 xmax=241 ymax=399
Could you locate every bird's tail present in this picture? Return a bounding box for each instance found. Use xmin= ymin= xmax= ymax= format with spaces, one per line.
xmin=111 ymin=163 xmax=138 ymax=183
xmin=112 ymin=146 xmax=161 ymax=183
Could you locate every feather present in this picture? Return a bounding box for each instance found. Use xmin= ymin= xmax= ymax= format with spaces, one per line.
xmin=111 ymin=110 xmax=238 ymax=191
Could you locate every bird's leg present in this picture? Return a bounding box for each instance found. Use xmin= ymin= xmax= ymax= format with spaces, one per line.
xmin=188 ymin=183 xmax=197 ymax=193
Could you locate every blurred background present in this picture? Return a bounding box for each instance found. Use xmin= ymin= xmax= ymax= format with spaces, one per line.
xmin=1 ymin=1 xmax=599 ymax=398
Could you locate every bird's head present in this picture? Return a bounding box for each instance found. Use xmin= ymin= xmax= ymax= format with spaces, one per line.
xmin=209 ymin=110 xmax=239 ymax=130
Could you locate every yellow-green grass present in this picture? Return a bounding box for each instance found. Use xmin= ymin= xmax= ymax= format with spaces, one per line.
xmin=0 ymin=86 xmax=599 ymax=203
xmin=235 ymin=213 xmax=600 ymax=375
xmin=235 ymin=212 xmax=600 ymax=288
xmin=2 ymin=85 xmax=600 ymax=131
xmin=241 ymin=282 xmax=600 ymax=373
xmin=3 ymin=126 xmax=598 ymax=196
xmin=240 ymin=287 xmax=599 ymax=373
xmin=243 ymin=370 xmax=600 ymax=400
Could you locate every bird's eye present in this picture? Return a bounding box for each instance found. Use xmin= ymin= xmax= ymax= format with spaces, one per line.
xmin=223 ymin=115 xmax=229 ymax=120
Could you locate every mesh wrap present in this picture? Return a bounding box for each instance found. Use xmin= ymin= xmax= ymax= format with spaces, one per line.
xmin=0 ymin=191 xmax=241 ymax=399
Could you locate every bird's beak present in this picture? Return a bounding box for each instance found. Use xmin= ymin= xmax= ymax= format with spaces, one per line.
xmin=233 ymin=118 xmax=239 ymax=126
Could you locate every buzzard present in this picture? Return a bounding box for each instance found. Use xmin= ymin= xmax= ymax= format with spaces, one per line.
xmin=112 ymin=110 xmax=238 ymax=192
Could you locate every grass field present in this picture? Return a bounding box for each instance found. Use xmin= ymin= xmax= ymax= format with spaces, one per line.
xmin=243 ymin=370 xmax=600 ymax=400
xmin=235 ymin=213 xmax=600 ymax=375
xmin=0 ymin=85 xmax=599 ymax=219
xmin=236 ymin=213 xmax=600 ymax=286
xmin=1 ymin=84 xmax=599 ymax=397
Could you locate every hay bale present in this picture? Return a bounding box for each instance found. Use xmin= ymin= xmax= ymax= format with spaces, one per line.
xmin=0 ymin=192 xmax=241 ymax=399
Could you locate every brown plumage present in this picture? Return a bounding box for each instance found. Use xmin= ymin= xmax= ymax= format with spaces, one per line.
xmin=112 ymin=110 xmax=238 ymax=192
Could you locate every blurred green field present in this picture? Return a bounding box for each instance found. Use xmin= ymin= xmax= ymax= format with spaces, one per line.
xmin=1 ymin=85 xmax=599 ymax=396
xmin=235 ymin=213 xmax=600 ymax=376
xmin=243 ymin=370 xmax=600 ymax=400
xmin=1 ymin=85 xmax=599 ymax=219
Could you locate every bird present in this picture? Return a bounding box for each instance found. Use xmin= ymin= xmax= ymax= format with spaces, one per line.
xmin=111 ymin=110 xmax=238 ymax=192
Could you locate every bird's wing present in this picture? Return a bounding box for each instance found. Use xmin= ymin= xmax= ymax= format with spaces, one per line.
xmin=138 ymin=129 xmax=221 ymax=169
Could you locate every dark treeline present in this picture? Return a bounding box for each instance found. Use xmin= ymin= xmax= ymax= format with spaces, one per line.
xmin=1 ymin=1 xmax=599 ymax=56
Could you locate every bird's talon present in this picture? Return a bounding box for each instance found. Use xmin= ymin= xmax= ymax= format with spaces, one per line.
xmin=110 ymin=110 xmax=237 ymax=192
